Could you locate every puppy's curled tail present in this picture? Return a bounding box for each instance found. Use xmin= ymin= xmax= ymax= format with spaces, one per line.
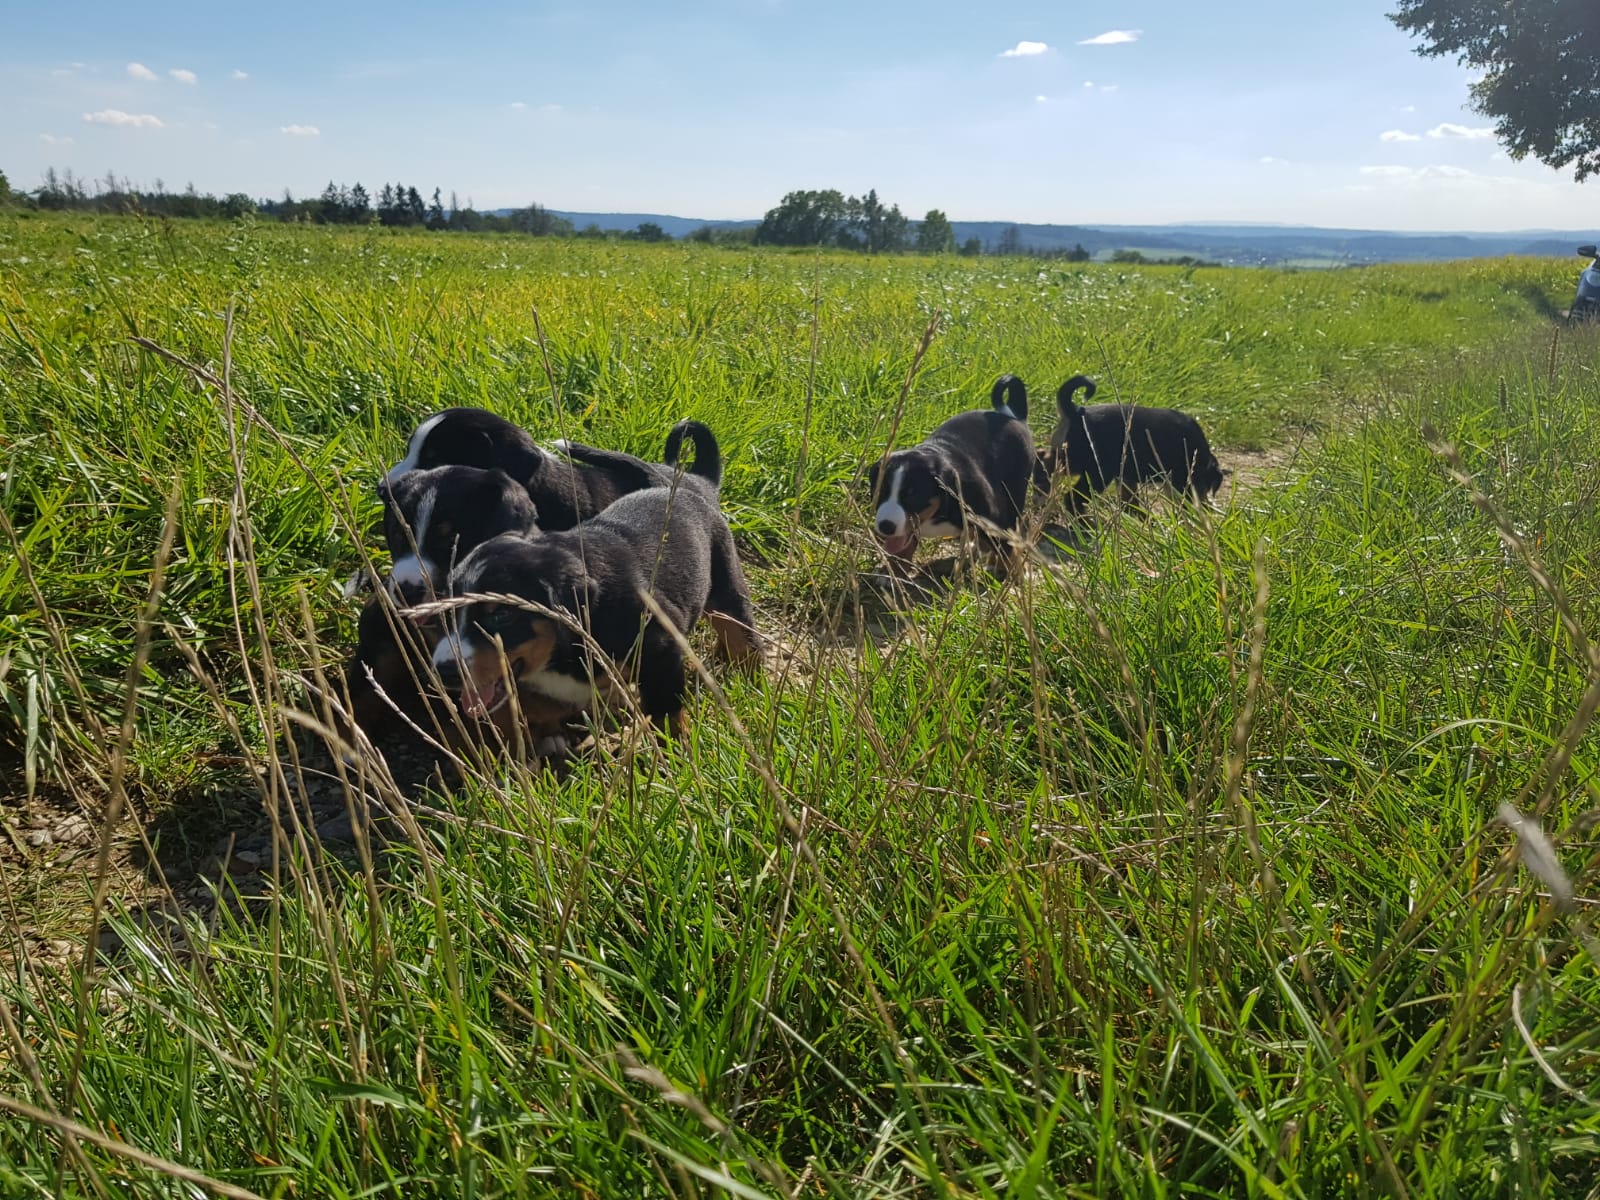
xmin=662 ymin=419 xmax=723 ymax=489
xmin=1054 ymin=374 xmax=1097 ymax=417
xmin=990 ymin=374 xmax=1029 ymax=422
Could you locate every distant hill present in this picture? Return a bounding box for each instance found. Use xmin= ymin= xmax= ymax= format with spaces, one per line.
xmin=515 ymin=210 xmax=1598 ymax=266
xmin=945 ymin=221 xmax=1595 ymax=265
xmin=544 ymin=211 xmax=756 ymax=239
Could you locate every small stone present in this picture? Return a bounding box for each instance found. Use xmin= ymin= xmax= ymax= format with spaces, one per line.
xmin=227 ymin=848 xmax=264 ymax=875
xmin=315 ymin=813 xmax=357 ymax=842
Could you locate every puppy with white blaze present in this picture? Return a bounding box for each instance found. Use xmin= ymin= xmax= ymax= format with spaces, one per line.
xmin=868 ymin=375 xmax=1047 ymax=565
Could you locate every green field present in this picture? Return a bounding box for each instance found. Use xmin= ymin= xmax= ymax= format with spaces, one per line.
xmin=2 ymin=212 xmax=1598 ymax=1198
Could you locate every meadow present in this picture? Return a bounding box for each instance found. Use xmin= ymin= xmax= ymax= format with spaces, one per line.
xmin=0 ymin=211 xmax=1597 ymax=1197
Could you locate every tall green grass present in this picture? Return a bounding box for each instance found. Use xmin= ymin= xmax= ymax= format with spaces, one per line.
xmin=1 ymin=213 xmax=1596 ymax=1197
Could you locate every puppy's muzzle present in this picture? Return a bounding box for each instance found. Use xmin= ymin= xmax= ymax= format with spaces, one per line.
xmin=431 ymin=654 xmax=463 ymax=691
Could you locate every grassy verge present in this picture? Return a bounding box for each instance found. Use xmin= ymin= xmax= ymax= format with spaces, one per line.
xmin=1 ymin=214 xmax=1597 ymax=1196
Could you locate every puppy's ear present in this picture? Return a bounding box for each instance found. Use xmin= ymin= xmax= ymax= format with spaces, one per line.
xmin=934 ymin=458 xmax=961 ymax=498
xmin=481 ymin=466 xmax=520 ymax=497
xmin=866 ymin=460 xmax=882 ymax=503
xmin=509 ymin=442 xmax=547 ymax=489
xmin=479 ymin=466 xmax=541 ymax=529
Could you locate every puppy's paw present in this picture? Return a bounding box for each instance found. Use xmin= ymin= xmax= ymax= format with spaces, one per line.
xmin=534 ymin=734 xmax=571 ymax=760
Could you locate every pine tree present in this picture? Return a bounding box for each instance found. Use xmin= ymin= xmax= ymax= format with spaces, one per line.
xmin=916 ymin=210 xmax=956 ymax=254
xmin=319 ymin=181 xmax=342 ymax=224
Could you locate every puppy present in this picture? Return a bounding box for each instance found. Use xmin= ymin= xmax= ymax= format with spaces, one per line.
xmin=385 ymin=406 xmax=662 ymax=531
xmin=433 ymin=484 xmax=760 ymax=736
xmin=1048 ymin=375 xmax=1226 ymax=511
xmin=868 ymin=375 xmax=1046 ymax=565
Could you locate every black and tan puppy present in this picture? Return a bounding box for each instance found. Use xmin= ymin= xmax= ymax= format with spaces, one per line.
xmin=385 ymin=406 xmax=664 ymax=532
xmin=868 ymin=375 xmax=1046 ymax=565
xmin=1048 ymin=375 xmax=1226 ymax=511
xmin=432 ymin=483 xmax=761 ymax=737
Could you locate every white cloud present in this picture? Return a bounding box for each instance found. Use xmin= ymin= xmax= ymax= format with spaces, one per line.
xmin=1260 ymin=155 xmax=1288 ymax=165
xmin=509 ymin=101 xmax=528 ymax=110
xmin=1358 ymin=163 xmax=1503 ymax=185
xmin=1000 ymin=40 xmax=1049 ymax=58
xmin=169 ymin=68 xmax=197 ymax=84
xmin=1428 ymin=122 xmax=1494 ymax=140
xmin=280 ymin=124 xmax=320 ymax=136
xmin=232 ymin=69 xmax=249 ymax=80
xmin=1035 ymin=95 xmax=1048 ymax=103
xmin=40 ymin=133 xmax=75 ymax=146
xmin=1380 ymin=129 xmax=1421 ymax=142
xmin=83 ymin=109 xmax=163 ymax=128
xmin=1400 ymin=104 xmax=1417 ymax=113
xmin=126 ymin=62 xmax=157 ymax=81
xmin=1079 ymin=30 xmax=1141 ymax=45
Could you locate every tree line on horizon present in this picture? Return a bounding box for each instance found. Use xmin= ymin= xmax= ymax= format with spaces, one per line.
xmin=0 ymin=166 xmax=1103 ymax=258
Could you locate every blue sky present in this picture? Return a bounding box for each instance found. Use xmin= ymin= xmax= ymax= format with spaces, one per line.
xmin=5 ymin=0 xmax=1597 ymax=231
